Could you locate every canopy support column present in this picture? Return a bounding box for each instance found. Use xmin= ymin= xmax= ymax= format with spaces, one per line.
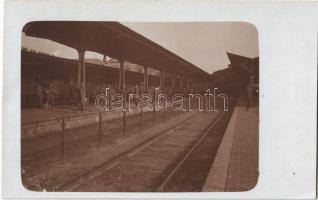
xmin=186 ymin=79 xmax=190 ymax=90
xmin=180 ymin=76 xmax=184 ymax=89
xmin=78 ymin=49 xmax=86 ymax=112
xmin=160 ymin=70 xmax=165 ymax=89
xmin=143 ymin=66 xmax=148 ymax=92
xmin=119 ymin=59 xmax=125 ymax=91
xmin=159 ymin=70 xmax=162 ymax=88
xmin=118 ymin=58 xmax=126 ymax=136
xmin=163 ymin=71 xmax=165 ymax=89
xmin=171 ymin=74 xmax=176 ymax=88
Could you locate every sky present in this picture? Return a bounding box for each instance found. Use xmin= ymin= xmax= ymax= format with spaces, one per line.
xmin=22 ymin=22 xmax=258 ymax=74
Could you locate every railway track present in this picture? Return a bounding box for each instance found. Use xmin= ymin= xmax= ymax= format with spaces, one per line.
xmin=57 ymin=110 xmax=226 ymax=191
xmin=21 ymin=109 xmax=181 ymax=162
xmin=56 ymin=112 xmax=198 ymax=191
xmin=156 ymin=104 xmax=235 ymax=192
xmin=69 ymin=99 xmax=234 ymax=192
xmin=22 ymin=98 xmax=202 ymax=164
xmin=22 ymin=99 xmax=231 ymax=192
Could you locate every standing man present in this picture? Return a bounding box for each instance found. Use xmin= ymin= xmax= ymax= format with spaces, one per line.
xmin=245 ymin=83 xmax=253 ymax=111
xmin=35 ymin=83 xmax=43 ymax=108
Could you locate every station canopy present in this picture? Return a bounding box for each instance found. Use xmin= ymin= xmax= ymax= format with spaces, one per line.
xmin=23 ymin=21 xmax=211 ymax=81
xmin=227 ymin=52 xmax=259 ymax=79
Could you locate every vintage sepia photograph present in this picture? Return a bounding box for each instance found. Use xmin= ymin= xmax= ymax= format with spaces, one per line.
xmin=20 ymin=21 xmax=259 ymax=192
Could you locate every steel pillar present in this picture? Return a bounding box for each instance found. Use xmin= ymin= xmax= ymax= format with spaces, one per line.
xmin=119 ymin=59 xmax=125 ymax=90
xmin=160 ymin=70 xmax=165 ymax=89
xmin=171 ymin=74 xmax=176 ymax=88
xmin=144 ymin=66 xmax=148 ymax=92
xmin=159 ymin=70 xmax=163 ymax=88
xmin=180 ymin=77 xmax=184 ymax=89
xmin=78 ymin=49 xmax=86 ymax=112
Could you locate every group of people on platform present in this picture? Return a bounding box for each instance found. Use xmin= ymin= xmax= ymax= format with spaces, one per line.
xmin=26 ymin=78 xmax=205 ymax=111
xmin=33 ymin=80 xmax=81 ymax=109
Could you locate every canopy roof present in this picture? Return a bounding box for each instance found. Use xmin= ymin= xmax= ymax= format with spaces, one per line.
xmin=23 ymin=21 xmax=211 ymax=81
xmin=227 ymin=52 xmax=259 ymax=77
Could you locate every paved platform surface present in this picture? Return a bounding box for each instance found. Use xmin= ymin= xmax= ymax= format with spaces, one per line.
xmin=21 ymin=105 xmax=141 ymax=138
xmin=202 ymin=98 xmax=259 ymax=192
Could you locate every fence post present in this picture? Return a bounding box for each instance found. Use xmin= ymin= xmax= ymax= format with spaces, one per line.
xmin=152 ymin=89 xmax=156 ymax=127
xmin=98 ymin=111 xmax=102 ymax=148
xmin=123 ymin=89 xmax=126 ymax=137
xmin=140 ymin=109 xmax=143 ymax=131
xmin=61 ymin=112 xmax=66 ymax=164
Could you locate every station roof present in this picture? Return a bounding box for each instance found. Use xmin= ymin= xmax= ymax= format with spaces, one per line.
xmin=226 ymin=52 xmax=259 ymax=77
xmin=23 ymin=21 xmax=211 ymax=81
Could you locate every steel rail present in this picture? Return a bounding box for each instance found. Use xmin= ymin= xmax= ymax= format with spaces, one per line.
xmin=155 ymin=111 xmax=226 ymax=192
xmin=56 ymin=113 xmax=197 ymax=191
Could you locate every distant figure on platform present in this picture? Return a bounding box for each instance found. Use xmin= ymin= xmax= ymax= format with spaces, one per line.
xmin=43 ymin=83 xmax=49 ymax=109
xmin=99 ymin=83 xmax=106 ymax=94
xmin=35 ymin=83 xmax=43 ymax=108
xmin=245 ymin=83 xmax=253 ymax=111
xmin=74 ymin=86 xmax=81 ymax=111
xmin=248 ymin=83 xmax=253 ymax=105
xmin=49 ymin=81 xmax=59 ymax=107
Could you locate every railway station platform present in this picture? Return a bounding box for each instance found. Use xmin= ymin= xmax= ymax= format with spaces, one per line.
xmin=21 ymin=104 xmax=141 ymax=139
xmin=21 ymin=100 xmax=194 ymax=139
xmin=22 ymin=105 xmax=98 ymax=124
xmin=202 ymin=98 xmax=259 ymax=192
